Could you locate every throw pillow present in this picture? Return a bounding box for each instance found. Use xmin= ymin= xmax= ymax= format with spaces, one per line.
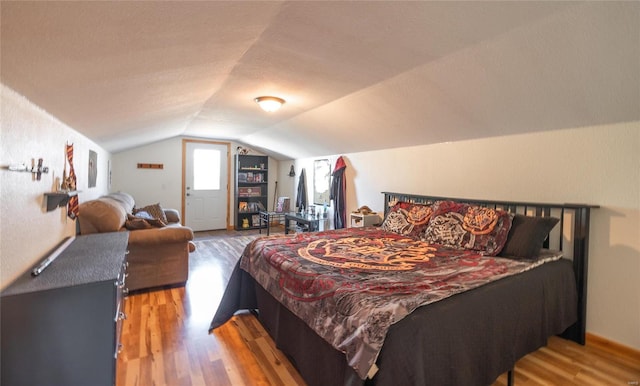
xmin=134 ymin=203 xmax=168 ymax=224
xmin=423 ymin=201 xmax=513 ymax=256
xmin=125 ymin=212 xmax=167 ymax=230
xmin=499 ymin=214 xmax=560 ymax=259
xmin=124 ymin=211 xmax=167 ymax=231
xmin=380 ymin=202 xmax=434 ymax=239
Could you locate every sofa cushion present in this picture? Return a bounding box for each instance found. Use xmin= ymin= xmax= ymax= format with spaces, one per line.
xmin=163 ymin=208 xmax=181 ymax=224
xmin=127 ymin=226 xmax=194 ymax=246
xmin=78 ymin=198 xmax=128 ymax=234
xmin=106 ymin=192 xmax=135 ymax=213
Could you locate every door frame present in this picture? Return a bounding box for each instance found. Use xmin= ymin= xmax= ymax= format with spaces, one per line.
xmin=181 ymin=139 xmax=232 ymax=230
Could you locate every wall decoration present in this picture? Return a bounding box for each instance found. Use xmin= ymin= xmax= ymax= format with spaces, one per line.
xmin=88 ymin=150 xmax=97 ymax=188
xmin=65 ymin=143 xmax=79 ymax=219
xmin=137 ymin=163 xmax=163 ymax=169
xmin=5 ymin=159 xmax=49 ymax=181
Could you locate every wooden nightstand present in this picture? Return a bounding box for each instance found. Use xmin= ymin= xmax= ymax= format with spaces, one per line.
xmin=350 ymin=212 xmax=381 ymax=228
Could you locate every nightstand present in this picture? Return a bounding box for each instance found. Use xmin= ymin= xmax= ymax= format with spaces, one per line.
xmin=350 ymin=212 xmax=381 ymax=228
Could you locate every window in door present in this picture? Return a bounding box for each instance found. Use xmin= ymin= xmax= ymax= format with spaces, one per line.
xmin=193 ymin=149 xmax=221 ymax=190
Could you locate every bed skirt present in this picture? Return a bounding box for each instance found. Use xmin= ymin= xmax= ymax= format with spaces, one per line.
xmin=211 ymin=258 xmax=577 ymax=386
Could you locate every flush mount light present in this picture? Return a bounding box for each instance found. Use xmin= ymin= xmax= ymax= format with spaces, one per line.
xmin=255 ymin=96 xmax=285 ymax=112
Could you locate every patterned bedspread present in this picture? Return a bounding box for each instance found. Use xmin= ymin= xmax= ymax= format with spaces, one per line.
xmin=240 ymin=227 xmax=561 ymax=378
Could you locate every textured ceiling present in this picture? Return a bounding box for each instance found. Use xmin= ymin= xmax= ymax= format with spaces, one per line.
xmin=2 ymin=1 xmax=638 ymax=160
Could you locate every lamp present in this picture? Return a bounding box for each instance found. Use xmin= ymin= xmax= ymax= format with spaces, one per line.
xmin=255 ymin=96 xmax=285 ymax=112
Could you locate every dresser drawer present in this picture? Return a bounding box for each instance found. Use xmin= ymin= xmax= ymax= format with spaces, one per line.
xmin=114 ymin=259 xmax=128 ymax=358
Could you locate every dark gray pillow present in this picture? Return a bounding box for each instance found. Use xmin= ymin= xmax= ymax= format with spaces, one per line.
xmin=499 ymin=214 xmax=559 ymax=259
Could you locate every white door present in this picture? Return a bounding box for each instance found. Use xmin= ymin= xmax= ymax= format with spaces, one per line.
xmin=184 ymin=142 xmax=228 ymax=231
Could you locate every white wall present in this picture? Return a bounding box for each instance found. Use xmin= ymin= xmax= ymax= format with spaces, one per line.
xmin=111 ymin=137 xmax=185 ymax=213
xmin=288 ymin=122 xmax=640 ymax=350
xmin=112 ymin=138 xmax=280 ymax=228
xmin=0 ymin=85 xmax=111 ymax=289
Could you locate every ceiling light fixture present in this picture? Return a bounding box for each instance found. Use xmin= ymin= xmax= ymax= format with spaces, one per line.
xmin=255 ymin=96 xmax=285 ymax=112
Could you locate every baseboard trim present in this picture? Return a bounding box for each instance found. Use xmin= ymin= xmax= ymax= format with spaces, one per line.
xmin=586 ymin=332 xmax=640 ymax=361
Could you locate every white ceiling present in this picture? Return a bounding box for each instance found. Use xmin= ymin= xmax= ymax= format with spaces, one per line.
xmin=2 ymin=1 xmax=638 ymax=160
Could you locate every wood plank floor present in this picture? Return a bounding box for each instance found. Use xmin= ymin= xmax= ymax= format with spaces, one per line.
xmin=117 ymin=229 xmax=640 ymax=386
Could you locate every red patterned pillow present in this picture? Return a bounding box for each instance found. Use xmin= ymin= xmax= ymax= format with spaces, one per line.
xmin=380 ymin=202 xmax=434 ymax=239
xmin=423 ymin=201 xmax=513 ymax=255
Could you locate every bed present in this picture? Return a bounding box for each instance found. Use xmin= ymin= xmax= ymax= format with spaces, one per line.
xmin=210 ymin=192 xmax=597 ymax=386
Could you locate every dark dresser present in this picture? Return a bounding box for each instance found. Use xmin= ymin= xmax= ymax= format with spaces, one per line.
xmin=1 ymin=232 xmax=129 ymax=386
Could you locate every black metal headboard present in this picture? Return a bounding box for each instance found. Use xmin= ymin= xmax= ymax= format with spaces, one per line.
xmin=382 ymin=191 xmax=599 ymax=345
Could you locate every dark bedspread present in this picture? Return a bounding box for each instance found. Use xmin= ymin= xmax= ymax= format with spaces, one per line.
xmin=210 ymin=229 xmax=578 ymax=386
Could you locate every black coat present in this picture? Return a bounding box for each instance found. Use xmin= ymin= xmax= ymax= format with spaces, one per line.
xmin=330 ymin=157 xmax=346 ymax=229
xmin=296 ymin=168 xmax=307 ymax=211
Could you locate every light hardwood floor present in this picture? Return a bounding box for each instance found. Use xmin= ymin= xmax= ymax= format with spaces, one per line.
xmin=117 ymin=229 xmax=640 ymax=386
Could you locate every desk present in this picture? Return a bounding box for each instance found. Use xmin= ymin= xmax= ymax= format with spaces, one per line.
xmin=284 ymin=212 xmax=329 ymax=234
xmin=259 ymin=211 xmax=287 ymax=236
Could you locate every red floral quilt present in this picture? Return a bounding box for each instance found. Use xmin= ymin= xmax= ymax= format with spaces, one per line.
xmin=240 ymin=227 xmax=561 ymax=379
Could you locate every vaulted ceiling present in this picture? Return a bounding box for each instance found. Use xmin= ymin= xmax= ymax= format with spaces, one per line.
xmin=2 ymin=1 xmax=638 ymax=160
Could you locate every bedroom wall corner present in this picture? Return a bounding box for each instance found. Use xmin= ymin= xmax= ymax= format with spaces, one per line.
xmin=287 ymin=121 xmax=640 ymax=351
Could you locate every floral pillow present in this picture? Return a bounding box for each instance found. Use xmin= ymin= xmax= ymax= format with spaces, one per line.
xmin=423 ymin=201 xmax=513 ymax=256
xmin=381 ymin=201 xmax=434 ymax=239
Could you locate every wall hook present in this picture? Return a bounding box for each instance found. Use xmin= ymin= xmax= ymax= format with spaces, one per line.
xmin=6 ymin=158 xmax=49 ymax=180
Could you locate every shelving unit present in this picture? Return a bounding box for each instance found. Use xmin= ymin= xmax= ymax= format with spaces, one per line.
xmin=235 ymin=154 xmax=269 ymax=230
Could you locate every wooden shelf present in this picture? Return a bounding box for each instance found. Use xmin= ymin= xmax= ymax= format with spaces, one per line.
xmin=44 ymin=191 xmax=78 ymax=212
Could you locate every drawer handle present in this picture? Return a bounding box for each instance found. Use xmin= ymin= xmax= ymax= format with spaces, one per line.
xmin=118 ymin=311 xmax=127 ymax=321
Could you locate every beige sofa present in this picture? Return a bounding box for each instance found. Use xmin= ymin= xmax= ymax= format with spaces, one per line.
xmin=78 ymin=192 xmax=194 ymax=292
